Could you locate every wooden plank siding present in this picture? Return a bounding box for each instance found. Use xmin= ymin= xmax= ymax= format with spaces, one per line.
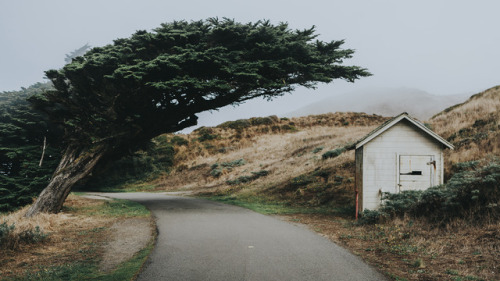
xmin=360 ymin=119 xmax=444 ymax=211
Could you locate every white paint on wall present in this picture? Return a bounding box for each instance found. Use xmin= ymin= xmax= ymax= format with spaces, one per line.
xmin=358 ymin=119 xmax=447 ymax=211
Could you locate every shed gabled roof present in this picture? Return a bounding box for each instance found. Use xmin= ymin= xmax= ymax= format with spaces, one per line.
xmin=354 ymin=112 xmax=454 ymax=150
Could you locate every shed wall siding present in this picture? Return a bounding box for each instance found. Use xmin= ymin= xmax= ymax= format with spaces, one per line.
xmin=362 ymin=120 xmax=444 ymax=211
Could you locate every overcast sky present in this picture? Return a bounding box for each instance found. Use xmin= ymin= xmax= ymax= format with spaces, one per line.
xmin=1 ymin=0 xmax=499 ymax=129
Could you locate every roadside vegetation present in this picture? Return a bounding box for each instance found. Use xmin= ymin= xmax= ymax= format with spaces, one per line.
xmin=0 ymin=194 xmax=154 ymax=280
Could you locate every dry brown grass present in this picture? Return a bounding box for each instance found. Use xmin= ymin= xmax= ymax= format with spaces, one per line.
xmin=0 ymin=195 xmax=115 ymax=278
xmin=280 ymin=214 xmax=500 ymax=281
xmin=431 ymin=85 xmax=500 ymax=136
xmin=430 ymin=85 xmax=500 ymax=177
xmin=154 ymin=113 xmax=388 ymax=206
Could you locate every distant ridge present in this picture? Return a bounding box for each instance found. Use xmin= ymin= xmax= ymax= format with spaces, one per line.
xmin=288 ymin=87 xmax=470 ymax=120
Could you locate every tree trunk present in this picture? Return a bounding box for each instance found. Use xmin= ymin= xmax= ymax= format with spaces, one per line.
xmin=25 ymin=144 xmax=108 ymax=217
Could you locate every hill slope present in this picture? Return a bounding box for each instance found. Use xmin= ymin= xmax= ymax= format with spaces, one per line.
xmin=121 ymin=85 xmax=498 ymax=209
xmin=430 ymin=85 xmax=500 ymax=176
xmin=151 ymin=112 xmax=388 ymax=207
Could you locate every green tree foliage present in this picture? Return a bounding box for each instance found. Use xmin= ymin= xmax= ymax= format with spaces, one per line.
xmin=0 ymin=83 xmax=62 ymax=212
xmin=26 ymin=18 xmax=370 ymax=215
xmin=83 ymin=136 xmax=175 ymax=190
xmin=31 ymin=18 xmax=370 ymax=154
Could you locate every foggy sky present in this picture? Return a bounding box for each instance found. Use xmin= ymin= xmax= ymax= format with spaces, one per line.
xmin=1 ymin=0 xmax=499 ymax=129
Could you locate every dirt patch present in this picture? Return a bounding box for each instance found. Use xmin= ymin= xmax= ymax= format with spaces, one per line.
xmin=99 ymin=217 xmax=154 ymax=272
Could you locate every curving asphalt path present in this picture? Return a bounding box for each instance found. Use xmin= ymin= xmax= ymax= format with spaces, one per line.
xmin=93 ymin=192 xmax=386 ymax=281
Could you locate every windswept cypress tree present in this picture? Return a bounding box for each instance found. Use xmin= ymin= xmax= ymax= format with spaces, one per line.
xmin=0 ymin=83 xmax=62 ymax=212
xmin=26 ymin=19 xmax=371 ymax=216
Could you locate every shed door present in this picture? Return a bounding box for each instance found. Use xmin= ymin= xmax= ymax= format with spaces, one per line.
xmin=399 ymin=155 xmax=434 ymax=191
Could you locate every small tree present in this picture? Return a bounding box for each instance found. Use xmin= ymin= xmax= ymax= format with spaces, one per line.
xmin=26 ymin=19 xmax=370 ymax=216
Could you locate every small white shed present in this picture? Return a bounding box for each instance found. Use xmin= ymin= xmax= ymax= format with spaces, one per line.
xmin=354 ymin=112 xmax=454 ymax=212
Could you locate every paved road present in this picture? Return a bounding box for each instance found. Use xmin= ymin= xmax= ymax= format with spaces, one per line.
xmin=95 ymin=192 xmax=386 ymax=281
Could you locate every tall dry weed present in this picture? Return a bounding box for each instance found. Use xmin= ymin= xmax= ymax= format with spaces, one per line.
xmin=430 ymin=85 xmax=500 ymax=176
xmin=0 ymin=195 xmax=109 ymax=249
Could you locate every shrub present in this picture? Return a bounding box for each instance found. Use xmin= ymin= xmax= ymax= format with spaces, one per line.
xmin=226 ymin=170 xmax=269 ymax=185
xmin=218 ymin=119 xmax=252 ymax=130
xmin=18 ymin=226 xmax=48 ymax=243
xmin=381 ymin=190 xmax=422 ymax=216
xmin=250 ymin=116 xmax=277 ymax=126
xmin=170 ymin=135 xmax=188 ymax=146
xmin=198 ymin=132 xmax=218 ymax=142
xmin=281 ymin=124 xmax=297 ymax=132
xmin=312 ymin=146 xmax=324 ymax=154
xmin=210 ymin=166 xmax=223 ymax=178
xmin=220 ymin=159 xmax=246 ymax=168
xmin=0 ymin=222 xmax=47 ymax=249
xmin=251 ymin=170 xmax=270 ymax=177
xmin=290 ymin=175 xmax=315 ymax=187
xmin=226 ymin=176 xmax=253 ymax=185
xmin=358 ymin=209 xmax=388 ymax=225
xmin=210 ymin=159 xmax=247 ymax=178
xmin=452 ymin=160 xmax=480 ymax=172
xmin=322 ymin=147 xmax=346 ymax=160
xmin=0 ymin=221 xmax=15 ymax=247
xmin=361 ymin=158 xmax=500 ymax=224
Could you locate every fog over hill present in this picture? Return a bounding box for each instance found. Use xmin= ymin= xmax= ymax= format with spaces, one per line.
xmin=288 ymin=87 xmax=470 ymax=120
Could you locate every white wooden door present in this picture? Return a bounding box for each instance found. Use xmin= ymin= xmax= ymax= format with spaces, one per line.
xmin=398 ymin=155 xmax=434 ymax=191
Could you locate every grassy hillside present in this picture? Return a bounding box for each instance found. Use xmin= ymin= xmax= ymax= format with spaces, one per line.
xmin=430 ymin=85 xmax=500 ymax=178
xmin=148 ymin=112 xmax=388 ymax=209
xmin=119 ymin=85 xmax=500 ymax=211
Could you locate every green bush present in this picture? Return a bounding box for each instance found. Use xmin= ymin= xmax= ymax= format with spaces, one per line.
xmin=312 ymin=146 xmax=324 ymax=154
xmin=220 ymin=159 xmax=246 ymax=168
xmin=226 ymin=170 xmax=269 ymax=185
xmin=381 ymin=190 xmax=422 ymax=216
xmin=361 ymin=158 xmax=500 ymax=224
xmin=170 ymin=135 xmax=188 ymax=146
xmin=290 ymin=174 xmax=315 ymax=187
xmin=0 ymin=222 xmax=47 ymax=249
xmin=0 ymin=221 xmax=15 ymax=247
xmin=281 ymin=124 xmax=297 ymax=132
xmin=210 ymin=165 xmax=224 ymax=178
xmin=218 ymin=119 xmax=251 ymax=130
xmin=210 ymin=159 xmax=247 ymax=178
xmin=18 ymin=226 xmax=48 ymax=244
xmin=358 ymin=209 xmax=388 ymax=225
xmin=251 ymin=170 xmax=269 ymax=177
xmin=250 ymin=116 xmax=278 ymax=126
xmin=322 ymin=147 xmax=346 ymax=159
